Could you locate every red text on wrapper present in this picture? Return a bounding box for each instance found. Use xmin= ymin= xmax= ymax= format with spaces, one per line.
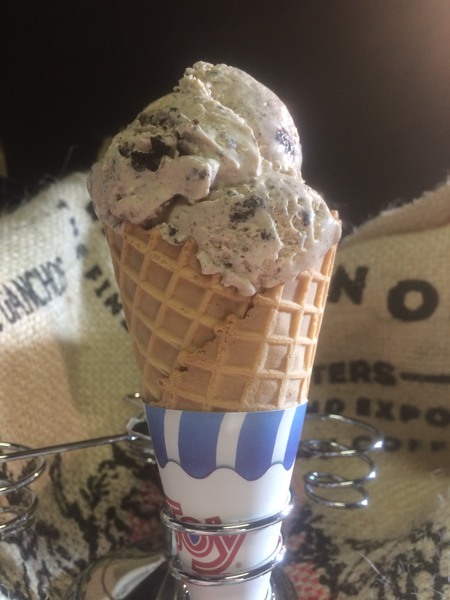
xmin=167 ymin=497 xmax=245 ymax=575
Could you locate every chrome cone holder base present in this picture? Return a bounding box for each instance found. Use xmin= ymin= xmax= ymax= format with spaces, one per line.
xmin=65 ymin=538 xmax=167 ymax=600
xmin=65 ymin=499 xmax=298 ymax=600
xmin=65 ymin=543 xmax=297 ymax=600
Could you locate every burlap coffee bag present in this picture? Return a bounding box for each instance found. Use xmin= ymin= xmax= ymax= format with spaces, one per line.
xmin=0 ymin=174 xmax=163 ymax=598
xmin=288 ymin=180 xmax=450 ymax=599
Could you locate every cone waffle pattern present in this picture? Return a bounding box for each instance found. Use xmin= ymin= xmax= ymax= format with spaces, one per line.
xmin=161 ymin=246 xmax=336 ymax=411
xmin=105 ymin=224 xmax=253 ymax=403
xmin=106 ymin=224 xmax=336 ymax=411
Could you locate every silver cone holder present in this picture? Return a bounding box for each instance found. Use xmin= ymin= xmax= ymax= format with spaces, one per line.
xmin=64 ymin=399 xmax=300 ymax=599
xmin=65 ymin=496 xmax=298 ymax=599
xmin=160 ymin=494 xmax=297 ymax=599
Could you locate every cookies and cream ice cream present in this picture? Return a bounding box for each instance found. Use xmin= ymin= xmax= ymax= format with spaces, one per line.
xmin=89 ymin=61 xmax=340 ymax=296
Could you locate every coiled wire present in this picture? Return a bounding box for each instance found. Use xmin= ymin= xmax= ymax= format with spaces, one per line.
xmin=0 ymin=442 xmax=46 ymax=537
xmin=0 ymin=398 xmax=384 ymax=537
xmin=0 ymin=398 xmax=154 ymax=539
xmin=298 ymin=413 xmax=384 ymax=509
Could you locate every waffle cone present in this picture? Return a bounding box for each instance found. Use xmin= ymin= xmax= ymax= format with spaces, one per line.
xmin=105 ymin=223 xmax=336 ymax=411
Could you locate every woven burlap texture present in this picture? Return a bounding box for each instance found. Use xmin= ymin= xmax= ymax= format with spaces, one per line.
xmin=296 ymin=179 xmax=450 ymax=598
xmin=0 ymin=173 xmax=141 ymax=448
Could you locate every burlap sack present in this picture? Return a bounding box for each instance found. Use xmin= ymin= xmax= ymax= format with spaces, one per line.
xmin=0 ymin=174 xmax=164 ymax=599
xmin=289 ymin=181 xmax=450 ymax=599
xmin=0 ymin=173 xmax=448 ymax=599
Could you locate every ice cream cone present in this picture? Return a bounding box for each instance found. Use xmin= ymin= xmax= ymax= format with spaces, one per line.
xmin=105 ymin=221 xmax=336 ymax=597
xmin=105 ymin=222 xmax=336 ymax=412
xmin=92 ymin=60 xmax=341 ymax=600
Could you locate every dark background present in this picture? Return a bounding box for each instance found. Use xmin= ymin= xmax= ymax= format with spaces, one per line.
xmin=2 ymin=0 xmax=450 ymax=232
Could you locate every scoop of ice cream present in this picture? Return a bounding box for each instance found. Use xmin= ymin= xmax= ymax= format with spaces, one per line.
xmin=89 ymin=61 xmax=341 ymax=296
xmin=181 ymin=62 xmax=302 ymax=175
xmin=89 ymin=61 xmax=302 ymax=228
xmin=158 ymin=172 xmax=339 ymax=295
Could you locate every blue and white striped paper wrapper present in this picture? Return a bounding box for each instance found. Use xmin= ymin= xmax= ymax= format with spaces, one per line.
xmin=145 ymin=403 xmax=306 ymax=521
xmin=145 ymin=404 xmax=306 ymax=600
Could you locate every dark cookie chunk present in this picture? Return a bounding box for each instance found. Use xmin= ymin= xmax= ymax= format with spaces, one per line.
xmin=230 ymin=195 xmax=266 ymax=223
xmin=137 ymin=106 xmax=180 ymax=128
xmin=127 ymin=136 xmax=176 ymax=172
xmin=260 ymin=230 xmax=273 ymax=240
xmin=300 ymin=208 xmax=311 ymax=227
xmin=137 ymin=112 xmax=162 ymax=127
xmin=118 ymin=143 xmax=131 ymax=158
xmin=130 ymin=151 xmax=161 ymax=172
xmin=192 ymin=168 xmax=208 ymax=180
xmin=166 ymin=224 xmax=178 ymax=238
xmin=275 ymin=127 xmax=296 ymax=156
